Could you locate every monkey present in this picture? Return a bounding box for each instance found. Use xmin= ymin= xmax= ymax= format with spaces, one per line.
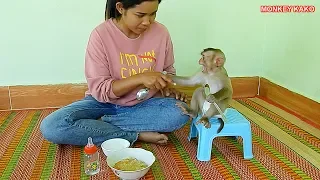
xmin=170 ymin=48 xmax=233 ymax=133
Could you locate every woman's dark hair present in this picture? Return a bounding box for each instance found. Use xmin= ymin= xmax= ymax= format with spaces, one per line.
xmin=105 ymin=0 xmax=162 ymax=20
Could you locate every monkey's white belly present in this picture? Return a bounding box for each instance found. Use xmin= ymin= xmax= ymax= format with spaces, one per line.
xmin=202 ymin=101 xmax=211 ymax=115
xmin=201 ymin=100 xmax=223 ymax=119
xmin=201 ymin=77 xmax=224 ymax=116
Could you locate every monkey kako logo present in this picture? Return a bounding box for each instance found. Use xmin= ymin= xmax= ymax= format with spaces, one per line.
xmin=260 ymin=5 xmax=316 ymax=13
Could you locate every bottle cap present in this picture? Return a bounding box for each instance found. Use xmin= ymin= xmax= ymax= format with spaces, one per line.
xmin=84 ymin=137 xmax=98 ymax=154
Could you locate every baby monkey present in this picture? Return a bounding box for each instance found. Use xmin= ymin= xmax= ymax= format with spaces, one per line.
xmin=171 ymin=48 xmax=233 ymax=133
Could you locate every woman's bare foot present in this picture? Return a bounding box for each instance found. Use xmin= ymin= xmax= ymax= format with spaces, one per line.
xmin=138 ymin=132 xmax=168 ymax=145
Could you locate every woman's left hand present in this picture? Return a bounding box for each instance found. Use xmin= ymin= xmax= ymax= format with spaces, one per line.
xmin=162 ymin=88 xmax=188 ymax=102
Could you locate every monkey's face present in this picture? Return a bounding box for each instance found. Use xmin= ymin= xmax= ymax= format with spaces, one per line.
xmin=199 ymin=51 xmax=216 ymax=69
xmin=199 ymin=51 xmax=225 ymax=69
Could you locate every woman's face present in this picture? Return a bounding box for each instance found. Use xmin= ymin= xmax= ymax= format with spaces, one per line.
xmin=117 ymin=1 xmax=159 ymax=35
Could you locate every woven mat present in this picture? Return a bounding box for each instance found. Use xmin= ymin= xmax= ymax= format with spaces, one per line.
xmin=0 ymin=98 xmax=319 ymax=179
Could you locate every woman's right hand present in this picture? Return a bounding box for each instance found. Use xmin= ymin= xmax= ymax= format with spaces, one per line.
xmin=138 ymin=72 xmax=174 ymax=90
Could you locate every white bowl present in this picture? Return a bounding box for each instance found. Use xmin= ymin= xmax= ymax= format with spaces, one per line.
xmin=101 ymin=138 xmax=130 ymax=156
xmin=106 ymin=148 xmax=155 ymax=180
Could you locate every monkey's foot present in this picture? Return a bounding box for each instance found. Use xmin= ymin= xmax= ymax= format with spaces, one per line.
xmin=138 ymin=132 xmax=168 ymax=145
xmin=176 ymin=102 xmax=197 ymax=117
xmin=196 ymin=117 xmax=211 ymax=129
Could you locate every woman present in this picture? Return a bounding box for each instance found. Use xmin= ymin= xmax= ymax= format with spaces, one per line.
xmin=40 ymin=0 xmax=189 ymax=146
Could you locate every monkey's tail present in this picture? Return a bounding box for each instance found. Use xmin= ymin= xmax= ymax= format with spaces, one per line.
xmin=212 ymin=101 xmax=226 ymax=133
xmin=217 ymin=118 xmax=224 ymax=133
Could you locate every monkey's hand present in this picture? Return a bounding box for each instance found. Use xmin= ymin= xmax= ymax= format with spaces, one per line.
xmin=206 ymin=94 xmax=218 ymax=104
xmin=212 ymin=87 xmax=232 ymax=102
xmin=176 ymin=102 xmax=197 ymax=118
xmin=196 ymin=116 xmax=211 ymax=128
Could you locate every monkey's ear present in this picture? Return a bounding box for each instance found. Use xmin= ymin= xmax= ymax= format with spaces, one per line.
xmin=215 ymin=57 xmax=225 ymax=67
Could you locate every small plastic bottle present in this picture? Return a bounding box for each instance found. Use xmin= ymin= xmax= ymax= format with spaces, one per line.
xmin=84 ymin=137 xmax=100 ymax=175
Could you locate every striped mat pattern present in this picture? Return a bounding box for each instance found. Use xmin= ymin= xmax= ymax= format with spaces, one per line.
xmin=0 ymin=97 xmax=319 ymax=179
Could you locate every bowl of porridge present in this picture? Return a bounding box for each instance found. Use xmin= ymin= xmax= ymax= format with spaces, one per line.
xmin=106 ymin=148 xmax=155 ymax=180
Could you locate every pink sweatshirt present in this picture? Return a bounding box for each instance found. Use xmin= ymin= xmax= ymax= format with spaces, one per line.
xmin=85 ymin=19 xmax=176 ymax=106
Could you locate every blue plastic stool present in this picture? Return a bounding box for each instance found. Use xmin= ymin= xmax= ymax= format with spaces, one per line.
xmin=188 ymin=108 xmax=254 ymax=161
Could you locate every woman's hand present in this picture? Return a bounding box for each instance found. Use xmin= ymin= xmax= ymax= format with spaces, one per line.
xmin=162 ymin=88 xmax=188 ymax=102
xmin=138 ymin=72 xmax=174 ymax=90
